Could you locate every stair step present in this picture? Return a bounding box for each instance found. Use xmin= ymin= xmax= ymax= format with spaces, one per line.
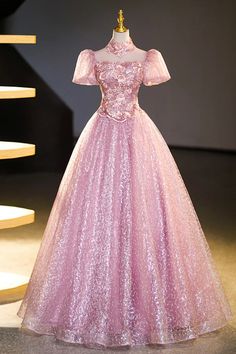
xmin=0 ymin=86 xmax=36 ymax=99
xmin=0 ymin=141 xmax=35 ymax=159
xmin=0 ymin=205 xmax=35 ymax=229
xmin=0 ymin=272 xmax=29 ymax=304
xmin=0 ymin=35 xmax=36 ymax=44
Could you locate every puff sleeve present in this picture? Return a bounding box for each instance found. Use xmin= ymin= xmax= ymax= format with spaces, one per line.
xmin=143 ymin=49 xmax=171 ymax=86
xmin=72 ymin=49 xmax=99 ymax=85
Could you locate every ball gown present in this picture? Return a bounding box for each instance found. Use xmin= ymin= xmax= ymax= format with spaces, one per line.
xmin=17 ymin=36 xmax=233 ymax=348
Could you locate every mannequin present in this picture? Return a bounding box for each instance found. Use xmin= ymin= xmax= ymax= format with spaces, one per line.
xmin=112 ymin=9 xmax=130 ymax=42
xmin=94 ymin=10 xmax=146 ymax=63
xmin=112 ymin=28 xmax=130 ymax=42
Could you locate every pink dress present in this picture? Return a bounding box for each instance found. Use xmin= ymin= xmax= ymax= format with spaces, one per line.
xmin=17 ymin=36 xmax=233 ymax=348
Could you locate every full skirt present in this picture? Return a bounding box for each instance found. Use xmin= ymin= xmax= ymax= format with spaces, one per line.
xmin=17 ymin=108 xmax=233 ymax=348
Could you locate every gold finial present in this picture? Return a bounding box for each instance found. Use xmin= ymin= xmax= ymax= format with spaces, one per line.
xmin=114 ymin=9 xmax=127 ymax=32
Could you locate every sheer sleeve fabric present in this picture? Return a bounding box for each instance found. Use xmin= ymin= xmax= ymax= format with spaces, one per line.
xmin=143 ymin=49 xmax=171 ymax=86
xmin=72 ymin=49 xmax=98 ymax=85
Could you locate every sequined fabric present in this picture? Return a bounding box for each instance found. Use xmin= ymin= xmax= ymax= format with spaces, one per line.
xmin=17 ymin=40 xmax=233 ymax=349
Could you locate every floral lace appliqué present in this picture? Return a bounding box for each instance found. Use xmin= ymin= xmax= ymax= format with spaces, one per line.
xmin=95 ymin=61 xmax=143 ymax=122
xmin=105 ymin=36 xmax=136 ymax=57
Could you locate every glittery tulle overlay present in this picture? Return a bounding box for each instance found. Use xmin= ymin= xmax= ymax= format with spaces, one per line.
xmin=17 ymin=44 xmax=233 ymax=348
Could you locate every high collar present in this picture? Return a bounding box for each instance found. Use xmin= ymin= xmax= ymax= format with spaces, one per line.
xmin=105 ymin=36 xmax=135 ymax=57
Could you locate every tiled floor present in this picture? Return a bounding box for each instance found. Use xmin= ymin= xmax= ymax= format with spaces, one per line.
xmin=0 ymin=149 xmax=235 ymax=353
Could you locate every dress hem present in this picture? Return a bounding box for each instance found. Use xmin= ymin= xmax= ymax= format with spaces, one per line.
xmin=17 ymin=311 xmax=233 ymax=349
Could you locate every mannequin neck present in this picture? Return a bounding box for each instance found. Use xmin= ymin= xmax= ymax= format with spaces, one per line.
xmin=111 ymin=29 xmax=130 ymax=42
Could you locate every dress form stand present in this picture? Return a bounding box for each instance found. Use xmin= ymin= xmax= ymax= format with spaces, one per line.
xmin=94 ymin=9 xmax=146 ymax=63
xmin=112 ymin=9 xmax=130 ymax=42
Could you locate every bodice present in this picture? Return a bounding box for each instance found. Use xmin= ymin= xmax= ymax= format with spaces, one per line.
xmin=72 ymin=37 xmax=171 ymax=123
xmin=95 ymin=60 xmax=144 ymax=122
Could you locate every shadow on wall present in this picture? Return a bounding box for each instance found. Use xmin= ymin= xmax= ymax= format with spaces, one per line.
xmin=0 ymin=44 xmax=74 ymax=173
xmin=0 ymin=1 xmax=74 ymax=173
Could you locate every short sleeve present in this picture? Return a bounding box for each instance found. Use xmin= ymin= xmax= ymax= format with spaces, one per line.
xmin=72 ymin=49 xmax=99 ymax=85
xmin=143 ymin=49 xmax=171 ymax=86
